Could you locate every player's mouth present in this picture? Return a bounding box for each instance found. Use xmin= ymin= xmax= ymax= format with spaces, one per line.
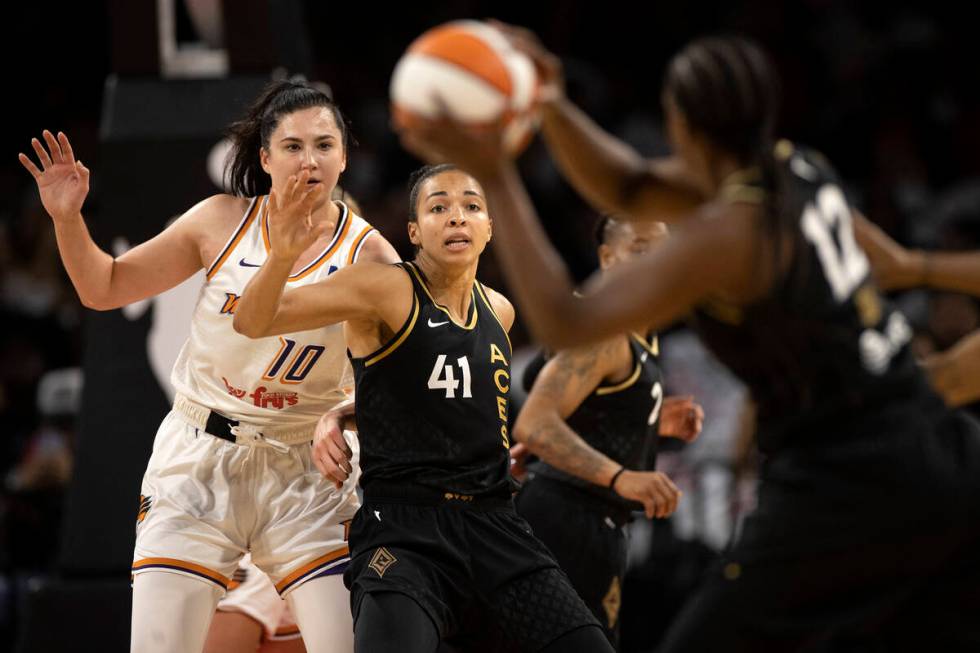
xmin=444 ymin=235 xmax=471 ymax=251
xmin=306 ymin=178 xmax=321 ymax=185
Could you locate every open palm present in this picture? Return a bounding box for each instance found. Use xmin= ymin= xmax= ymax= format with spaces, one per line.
xmin=19 ymin=130 xmax=90 ymax=223
xmin=267 ymin=171 xmax=327 ymax=260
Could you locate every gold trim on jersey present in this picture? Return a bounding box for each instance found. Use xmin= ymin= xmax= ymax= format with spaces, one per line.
xmin=364 ymin=292 xmax=420 ymax=367
xmin=406 ymin=262 xmax=478 ymax=330
xmin=347 ymin=225 xmax=376 ymax=265
xmin=595 ymin=361 xmax=642 ymax=396
xmin=206 ymin=196 xmax=263 ymax=281
xmin=475 ymin=282 xmax=512 ymax=353
xmin=630 ymin=332 xmax=659 ymax=357
xmin=720 ymin=184 xmax=767 ymax=205
xmin=261 ymin=201 xmax=352 ymax=281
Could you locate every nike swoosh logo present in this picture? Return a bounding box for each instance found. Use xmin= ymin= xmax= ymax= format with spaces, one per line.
xmin=427 ymin=318 xmax=449 ymax=328
xmin=239 ymin=258 xmax=261 ymax=268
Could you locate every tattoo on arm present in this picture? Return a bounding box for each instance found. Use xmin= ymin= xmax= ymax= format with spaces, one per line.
xmin=523 ymin=341 xmax=621 ymax=485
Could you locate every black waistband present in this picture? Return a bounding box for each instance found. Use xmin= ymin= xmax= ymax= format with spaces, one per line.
xmin=362 ymin=482 xmax=514 ymax=510
xmin=203 ymin=411 xmax=240 ymax=443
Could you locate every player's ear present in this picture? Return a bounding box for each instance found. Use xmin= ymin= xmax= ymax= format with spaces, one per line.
xmin=260 ymin=147 xmax=271 ymax=174
xmin=598 ymin=243 xmax=615 ymax=270
xmin=487 ymin=216 xmax=493 ymax=243
xmin=407 ymin=221 xmax=421 ymax=248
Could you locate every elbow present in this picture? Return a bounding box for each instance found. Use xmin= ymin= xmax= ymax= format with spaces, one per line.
xmin=232 ymin=313 xmax=265 ymax=339
xmin=78 ymin=292 xmax=115 ymax=312
xmin=512 ymin=417 xmax=536 ymax=450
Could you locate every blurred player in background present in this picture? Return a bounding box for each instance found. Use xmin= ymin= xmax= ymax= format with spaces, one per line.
xmin=400 ymin=27 xmax=980 ymax=652
xmin=19 ymin=79 xmax=398 ymax=652
xmin=512 ymin=216 xmax=701 ymax=647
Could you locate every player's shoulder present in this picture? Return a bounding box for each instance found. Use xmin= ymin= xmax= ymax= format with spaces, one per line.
xmin=353 ymin=227 xmax=401 ymax=265
xmin=479 ymin=283 xmax=515 ymax=331
xmin=179 ymin=193 xmax=255 ymax=232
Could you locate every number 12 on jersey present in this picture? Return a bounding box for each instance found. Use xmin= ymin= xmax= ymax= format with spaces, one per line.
xmin=428 ymin=354 xmax=473 ymax=399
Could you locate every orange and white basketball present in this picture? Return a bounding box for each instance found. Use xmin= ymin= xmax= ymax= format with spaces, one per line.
xmin=390 ymin=20 xmax=539 ymax=153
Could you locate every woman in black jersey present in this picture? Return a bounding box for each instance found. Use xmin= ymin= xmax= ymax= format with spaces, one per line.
xmin=233 ymin=164 xmax=613 ymax=653
xmin=512 ymin=216 xmax=702 ymax=647
xmin=399 ymin=30 xmax=980 ymax=652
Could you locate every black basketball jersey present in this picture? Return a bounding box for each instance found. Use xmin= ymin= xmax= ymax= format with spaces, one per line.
xmin=690 ymin=141 xmax=925 ymax=453
xmin=525 ymin=333 xmax=663 ymax=507
xmin=351 ymin=262 xmax=515 ymax=496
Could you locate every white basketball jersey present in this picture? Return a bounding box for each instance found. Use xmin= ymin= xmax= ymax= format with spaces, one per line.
xmin=171 ymin=197 xmax=376 ymax=428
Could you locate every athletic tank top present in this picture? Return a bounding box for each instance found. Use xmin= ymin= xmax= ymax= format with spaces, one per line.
xmin=351 ymin=262 xmax=515 ymax=496
xmin=171 ymin=197 xmax=376 ymax=428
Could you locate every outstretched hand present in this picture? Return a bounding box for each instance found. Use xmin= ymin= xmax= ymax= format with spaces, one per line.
xmin=267 ymin=170 xmax=328 ymax=261
xmin=19 ymin=130 xmax=90 ymax=223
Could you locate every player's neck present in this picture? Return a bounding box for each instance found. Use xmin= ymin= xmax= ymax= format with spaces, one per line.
xmin=413 ymin=254 xmax=477 ymax=320
xmin=703 ymin=152 xmax=747 ymax=197
xmin=309 ymin=199 xmax=341 ymax=234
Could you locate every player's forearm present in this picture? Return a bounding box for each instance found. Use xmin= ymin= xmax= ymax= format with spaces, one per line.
xmin=480 ymin=164 xmax=613 ymax=349
xmin=920 ymin=251 xmax=980 ymax=297
xmin=51 ymin=214 xmax=119 ymax=310
xmin=540 ymin=98 xmax=649 ymax=215
xmin=514 ymin=414 xmax=621 ymax=487
xmin=923 ymin=329 xmax=980 ymax=407
xmin=233 ymin=254 xmax=294 ymax=338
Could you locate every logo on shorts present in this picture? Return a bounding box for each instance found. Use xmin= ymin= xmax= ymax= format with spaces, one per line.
xmin=137 ymin=495 xmax=152 ymax=525
xmin=228 ymin=566 xmax=248 ymax=591
xmin=602 ymin=576 xmax=621 ymax=628
xmin=368 ymin=547 xmax=397 ymax=578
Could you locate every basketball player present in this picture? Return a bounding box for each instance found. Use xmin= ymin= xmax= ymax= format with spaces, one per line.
xmin=398 ymin=31 xmax=980 ymax=651
xmin=514 ymin=216 xmax=701 ymax=647
xmin=19 ymin=80 xmax=399 ymax=653
xmin=203 ymin=188 xmax=366 ymax=653
xmin=233 ymin=164 xmax=615 ymax=652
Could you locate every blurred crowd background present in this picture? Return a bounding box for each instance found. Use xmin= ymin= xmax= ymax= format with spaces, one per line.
xmin=1 ymin=1 xmax=978 ymax=650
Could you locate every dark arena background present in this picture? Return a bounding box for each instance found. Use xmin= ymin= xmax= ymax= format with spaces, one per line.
xmin=1 ymin=1 xmax=978 ymax=651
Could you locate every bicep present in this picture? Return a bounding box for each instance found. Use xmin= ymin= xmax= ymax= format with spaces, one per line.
xmin=107 ymin=215 xmax=204 ymax=302
xmin=523 ymin=345 xmax=615 ymax=422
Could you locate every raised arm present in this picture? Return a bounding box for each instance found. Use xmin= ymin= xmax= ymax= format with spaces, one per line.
xmin=514 ymin=340 xmax=681 ymax=519
xmin=233 ymin=173 xmax=401 ymax=338
xmin=493 ymin=22 xmax=703 ymax=220
xmin=19 ymin=130 xmax=215 ymax=309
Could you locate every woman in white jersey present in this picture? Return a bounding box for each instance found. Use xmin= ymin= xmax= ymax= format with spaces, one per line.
xmin=19 ymin=80 xmax=399 ymax=653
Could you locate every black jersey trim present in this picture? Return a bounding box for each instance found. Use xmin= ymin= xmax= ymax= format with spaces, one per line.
xmin=359 ymin=291 xmax=420 ymax=367
xmin=475 ymin=282 xmax=512 ymax=353
xmin=405 ymin=261 xmax=478 ymax=329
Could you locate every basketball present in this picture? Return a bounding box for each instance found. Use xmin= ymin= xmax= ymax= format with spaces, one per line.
xmin=390 ymin=20 xmax=539 ymax=153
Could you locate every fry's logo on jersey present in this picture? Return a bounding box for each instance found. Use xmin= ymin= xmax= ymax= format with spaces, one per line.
xmin=220 ymin=293 xmax=240 ymax=315
xmin=222 ymin=377 xmax=299 ymax=409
